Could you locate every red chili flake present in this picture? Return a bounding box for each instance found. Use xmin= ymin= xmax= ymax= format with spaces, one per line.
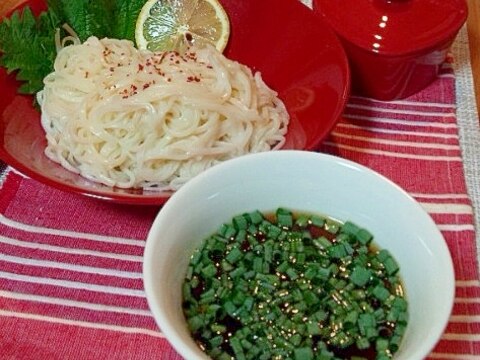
xmin=187 ymin=76 xmax=194 ymax=82
xmin=195 ymin=76 xmax=200 ymax=82
xmin=143 ymin=83 xmax=150 ymax=90
xmin=167 ymin=78 xmax=172 ymax=82
xmin=187 ymin=52 xmax=197 ymax=61
xmin=109 ymin=67 xmax=115 ymax=72
xmin=175 ymin=60 xmax=180 ymax=64
xmin=131 ymin=85 xmax=138 ymax=91
xmin=138 ymin=64 xmax=144 ymax=71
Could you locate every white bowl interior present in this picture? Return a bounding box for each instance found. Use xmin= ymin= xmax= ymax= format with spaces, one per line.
xmin=143 ymin=150 xmax=454 ymax=360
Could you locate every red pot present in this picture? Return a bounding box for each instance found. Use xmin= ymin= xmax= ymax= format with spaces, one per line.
xmin=313 ymin=0 xmax=468 ymax=100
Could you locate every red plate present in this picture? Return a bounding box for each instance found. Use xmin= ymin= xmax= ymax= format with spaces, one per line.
xmin=0 ymin=0 xmax=350 ymax=205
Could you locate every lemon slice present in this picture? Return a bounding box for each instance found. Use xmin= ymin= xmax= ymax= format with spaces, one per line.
xmin=135 ymin=0 xmax=230 ymax=53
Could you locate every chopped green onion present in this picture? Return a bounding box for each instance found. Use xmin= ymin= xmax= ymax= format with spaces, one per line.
xmin=325 ymin=220 xmax=340 ymax=234
xmin=247 ymin=210 xmax=264 ymax=224
xmin=187 ymin=315 xmax=204 ymax=332
xmin=372 ymin=285 xmax=391 ymax=302
xmin=209 ymin=335 xmax=224 ymax=348
xmin=295 ymin=214 xmax=310 ymax=227
xmin=376 ymin=338 xmax=389 ymax=351
xmin=350 ymin=266 xmax=371 ymax=287
xmin=230 ymin=267 xmax=246 ymax=279
xmin=201 ymin=263 xmax=217 ymax=278
xmin=286 ymin=267 xmax=298 ymax=280
xmin=226 ymin=247 xmax=243 ymax=264
xmin=356 ymin=337 xmax=370 ymax=350
xmin=328 ymin=243 xmax=348 ymax=259
xmin=221 ymin=224 xmax=237 ymax=239
xmin=182 ymin=209 xmax=407 ymax=360
xmin=307 ymin=321 xmax=321 ymax=335
xmin=267 ymin=224 xmax=282 ymax=239
xmin=310 ymin=215 xmax=325 ymax=227
xmin=341 ymin=221 xmax=361 ymax=235
xmin=294 ymin=347 xmax=314 ymax=360
xmin=313 ymin=236 xmax=332 ymax=249
xmin=233 ymin=215 xmax=249 ymax=230
xmin=356 ymin=228 xmax=373 ymax=245
xmin=276 ymin=208 xmax=293 ymax=228
xmin=384 ymin=256 xmax=400 ymax=275
xmin=235 ymin=229 xmax=247 ymax=243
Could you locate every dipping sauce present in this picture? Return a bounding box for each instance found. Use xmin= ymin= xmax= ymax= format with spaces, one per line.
xmin=182 ymin=208 xmax=408 ymax=360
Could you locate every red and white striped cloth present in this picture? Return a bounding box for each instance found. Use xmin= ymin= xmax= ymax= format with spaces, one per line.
xmin=0 ymin=48 xmax=479 ymax=360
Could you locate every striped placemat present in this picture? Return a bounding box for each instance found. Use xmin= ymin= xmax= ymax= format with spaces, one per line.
xmin=318 ymin=60 xmax=479 ymax=359
xmin=1 ymin=2 xmax=479 ymax=360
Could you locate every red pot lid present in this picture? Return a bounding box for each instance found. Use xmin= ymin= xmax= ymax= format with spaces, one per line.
xmin=314 ymin=0 xmax=468 ymax=55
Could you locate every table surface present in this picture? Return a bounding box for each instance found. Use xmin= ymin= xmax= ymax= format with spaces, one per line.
xmin=466 ymin=0 xmax=480 ymax=113
xmin=1 ymin=1 xmax=479 ymax=359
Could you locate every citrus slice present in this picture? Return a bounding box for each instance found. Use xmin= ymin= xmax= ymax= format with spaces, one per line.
xmin=135 ymin=0 xmax=230 ymax=53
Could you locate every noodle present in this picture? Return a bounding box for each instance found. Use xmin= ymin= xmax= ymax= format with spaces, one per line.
xmin=37 ymin=37 xmax=289 ymax=190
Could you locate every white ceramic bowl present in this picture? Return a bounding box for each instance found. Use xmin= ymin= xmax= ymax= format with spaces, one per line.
xmin=143 ymin=150 xmax=454 ymax=360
